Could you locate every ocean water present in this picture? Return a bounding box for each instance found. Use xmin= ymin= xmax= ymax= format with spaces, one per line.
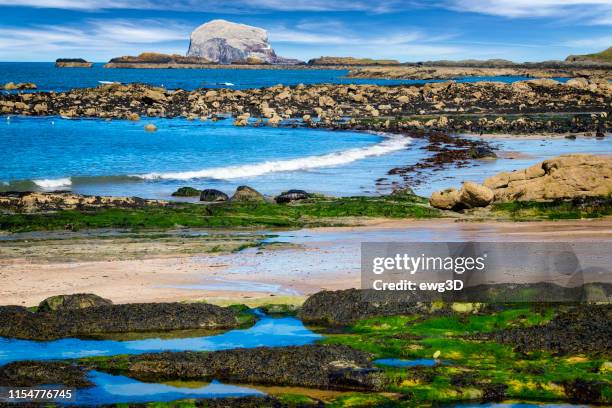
xmin=0 ymin=116 xmax=427 ymax=198
xmin=2 ymin=116 xmax=611 ymax=199
xmin=0 ymin=62 xmax=567 ymax=92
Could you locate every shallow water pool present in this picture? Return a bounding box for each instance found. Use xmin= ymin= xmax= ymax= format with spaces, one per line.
xmin=0 ymin=315 xmax=321 ymax=365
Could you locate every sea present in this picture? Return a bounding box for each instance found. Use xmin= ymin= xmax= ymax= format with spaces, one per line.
xmin=1 ymin=63 xmax=599 ymax=200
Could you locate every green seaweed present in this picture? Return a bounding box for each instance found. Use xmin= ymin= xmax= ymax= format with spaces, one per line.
xmin=0 ymin=196 xmax=441 ymax=232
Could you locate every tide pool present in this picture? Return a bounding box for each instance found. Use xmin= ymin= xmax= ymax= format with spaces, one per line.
xmin=0 ymin=315 xmax=322 ymax=365
xmin=71 ymin=372 xmax=264 ymax=405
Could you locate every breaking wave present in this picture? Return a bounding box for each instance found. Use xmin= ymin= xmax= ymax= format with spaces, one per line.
xmin=1 ymin=134 xmax=411 ymax=190
xmin=137 ymin=134 xmax=411 ymax=181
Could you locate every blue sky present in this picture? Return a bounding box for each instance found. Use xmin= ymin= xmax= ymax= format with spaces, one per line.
xmin=0 ymin=0 xmax=610 ymax=62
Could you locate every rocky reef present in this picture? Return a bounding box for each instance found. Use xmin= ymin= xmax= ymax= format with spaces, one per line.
xmin=0 ymin=191 xmax=167 ymax=213
xmin=85 ymin=345 xmax=385 ymax=391
xmin=187 ymin=19 xmax=298 ymax=64
xmin=0 ymin=81 xmax=609 ymax=137
xmin=0 ymin=297 xmax=243 ymax=340
xmin=299 ymin=284 xmax=612 ymax=325
xmin=484 ymin=305 xmax=612 ymax=355
xmin=430 ymin=154 xmax=612 ymax=210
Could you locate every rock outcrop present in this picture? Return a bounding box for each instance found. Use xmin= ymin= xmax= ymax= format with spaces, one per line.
xmin=430 ymin=154 xmax=612 ymax=210
xmin=187 ymin=19 xmax=298 ymax=64
xmin=484 ymin=154 xmax=612 ymax=202
xmin=0 ymin=192 xmax=167 ymax=213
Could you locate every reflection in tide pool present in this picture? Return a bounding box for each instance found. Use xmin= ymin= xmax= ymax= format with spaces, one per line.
xmin=0 ymin=315 xmax=321 ymax=365
xmin=71 ymin=371 xmax=264 ymax=405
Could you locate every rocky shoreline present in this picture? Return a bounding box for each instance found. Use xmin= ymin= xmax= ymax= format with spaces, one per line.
xmin=1 ymin=81 xmax=608 ymax=132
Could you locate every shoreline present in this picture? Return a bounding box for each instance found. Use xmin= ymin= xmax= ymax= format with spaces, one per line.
xmin=2 ymin=218 xmax=610 ymax=307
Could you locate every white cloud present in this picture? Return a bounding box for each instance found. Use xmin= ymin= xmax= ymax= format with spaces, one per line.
xmin=0 ymin=19 xmax=190 ymax=60
xmin=562 ymin=36 xmax=612 ymax=48
xmin=442 ymin=0 xmax=612 ymax=24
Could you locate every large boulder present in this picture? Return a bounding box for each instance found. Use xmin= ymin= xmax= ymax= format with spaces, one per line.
xmin=484 ymin=154 xmax=612 ymax=202
xmin=200 ymin=189 xmax=229 ymax=202
xmin=275 ymin=189 xmax=311 ymax=204
xmin=230 ymin=185 xmax=265 ymax=202
xmin=187 ymin=19 xmax=298 ymax=64
xmin=459 ymin=181 xmax=494 ymax=208
xmin=429 ymin=188 xmax=460 ymax=210
xmin=38 ymin=294 xmax=112 ymax=312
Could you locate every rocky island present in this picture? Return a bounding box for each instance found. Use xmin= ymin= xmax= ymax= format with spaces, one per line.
xmin=55 ymin=58 xmax=93 ymax=68
xmin=104 ymin=52 xmax=212 ymax=68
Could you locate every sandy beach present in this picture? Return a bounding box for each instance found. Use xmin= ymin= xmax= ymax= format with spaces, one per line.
xmin=2 ymin=218 xmax=611 ymax=307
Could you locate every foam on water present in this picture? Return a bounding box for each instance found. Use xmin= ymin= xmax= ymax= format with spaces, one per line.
xmin=137 ymin=134 xmax=411 ymax=181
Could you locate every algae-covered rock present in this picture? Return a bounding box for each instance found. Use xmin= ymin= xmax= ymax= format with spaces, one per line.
xmin=89 ymin=345 xmax=385 ymax=391
xmin=0 ymin=301 xmax=242 ymax=340
xmin=38 ymin=293 xmax=112 ymax=312
xmin=230 ymin=185 xmax=265 ymax=202
xmin=171 ymin=186 xmax=202 ymax=197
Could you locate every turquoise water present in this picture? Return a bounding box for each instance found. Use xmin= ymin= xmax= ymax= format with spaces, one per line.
xmin=0 ymin=62 xmax=565 ymax=92
xmin=374 ymin=358 xmax=438 ymax=367
xmin=0 ymin=315 xmax=321 ymax=365
xmin=0 ymin=116 xmax=426 ymax=198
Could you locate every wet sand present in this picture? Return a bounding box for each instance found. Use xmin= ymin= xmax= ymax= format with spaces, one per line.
xmin=1 ymin=218 xmax=611 ymax=307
